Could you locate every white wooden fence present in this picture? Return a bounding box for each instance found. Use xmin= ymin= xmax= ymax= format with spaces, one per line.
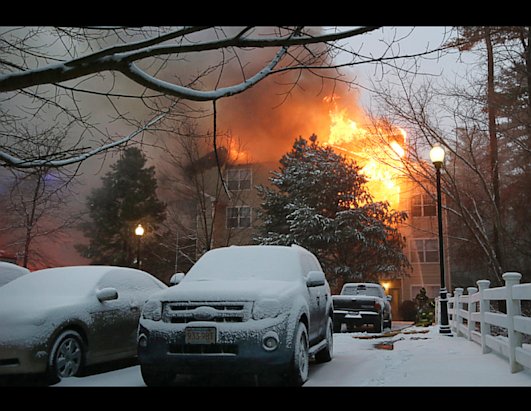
xmin=446 ymin=272 xmax=531 ymax=373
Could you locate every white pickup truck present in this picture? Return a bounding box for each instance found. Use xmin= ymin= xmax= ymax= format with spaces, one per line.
xmin=332 ymin=283 xmax=392 ymax=333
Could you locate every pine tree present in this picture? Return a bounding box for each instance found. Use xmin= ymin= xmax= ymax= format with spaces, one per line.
xmin=256 ymin=135 xmax=409 ymax=291
xmin=76 ymin=147 xmax=167 ymax=276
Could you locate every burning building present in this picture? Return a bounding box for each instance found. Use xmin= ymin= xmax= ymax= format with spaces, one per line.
xmin=182 ymin=90 xmax=450 ymax=321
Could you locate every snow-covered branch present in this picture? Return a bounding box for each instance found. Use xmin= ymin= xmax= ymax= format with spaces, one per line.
xmin=120 ymin=45 xmax=288 ymax=101
xmin=0 ymin=106 xmax=170 ymax=168
xmin=0 ymin=26 xmax=379 ymax=94
xmin=0 ymin=26 xmax=398 ymax=170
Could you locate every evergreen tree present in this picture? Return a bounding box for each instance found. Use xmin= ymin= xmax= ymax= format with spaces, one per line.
xmin=76 ymin=147 xmax=168 ymax=277
xmin=256 ymin=135 xmax=409 ymax=292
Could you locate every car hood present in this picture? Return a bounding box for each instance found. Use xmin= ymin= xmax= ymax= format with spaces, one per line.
xmin=153 ymin=279 xmax=299 ymax=302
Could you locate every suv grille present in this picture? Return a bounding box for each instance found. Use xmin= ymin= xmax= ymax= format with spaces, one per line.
xmin=169 ymin=344 xmax=238 ymax=355
xmin=162 ymin=301 xmax=252 ymax=323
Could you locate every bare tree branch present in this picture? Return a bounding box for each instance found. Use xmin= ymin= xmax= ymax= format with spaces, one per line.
xmin=0 ymin=26 xmax=457 ymax=172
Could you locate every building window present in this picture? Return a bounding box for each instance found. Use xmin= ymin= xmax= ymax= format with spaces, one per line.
xmin=227 ymin=168 xmax=252 ymax=191
xmin=226 ymin=206 xmax=251 ymax=229
xmin=412 ymin=193 xmax=436 ymax=217
xmin=413 ymin=238 xmax=439 ymax=263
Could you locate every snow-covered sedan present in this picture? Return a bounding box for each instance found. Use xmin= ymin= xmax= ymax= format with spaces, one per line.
xmin=0 ymin=261 xmax=30 ymax=287
xmin=137 ymin=245 xmax=334 ymax=386
xmin=0 ymin=266 xmax=166 ymax=383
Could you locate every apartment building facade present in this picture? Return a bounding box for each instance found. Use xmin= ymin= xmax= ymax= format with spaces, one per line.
xmin=198 ymin=162 xmax=450 ymax=320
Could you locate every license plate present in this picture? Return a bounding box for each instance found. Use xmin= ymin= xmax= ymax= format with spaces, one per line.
xmin=185 ymin=327 xmax=216 ymax=345
xmin=346 ymin=313 xmax=362 ymax=319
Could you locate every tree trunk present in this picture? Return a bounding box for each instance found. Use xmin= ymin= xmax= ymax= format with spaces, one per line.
xmin=22 ymin=226 xmax=32 ymax=268
xmin=22 ymin=173 xmax=43 ymax=268
xmin=526 ymin=27 xmax=531 ymax=130
xmin=484 ymin=27 xmax=503 ymax=277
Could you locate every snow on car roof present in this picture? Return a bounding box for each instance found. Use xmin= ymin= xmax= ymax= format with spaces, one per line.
xmin=0 ymin=261 xmax=30 ymax=272
xmin=0 ymin=261 xmax=30 ymax=287
xmin=186 ymin=245 xmax=306 ymax=282
xmin=0 ymin=265 xmax=132 ymax=297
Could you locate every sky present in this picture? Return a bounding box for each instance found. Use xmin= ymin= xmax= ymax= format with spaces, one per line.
xmin=339 ymin=27 xmax=477 ymax=112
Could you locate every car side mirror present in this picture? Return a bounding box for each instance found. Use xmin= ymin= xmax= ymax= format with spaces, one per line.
xmin=386 ymin=295 xmax=392 ymax=301
xmin=306 ymin=271 xmax=326 ymax=287
xmin=170 ymin=273 xmax=185 ymax=286
xmin=96 ymin=287 xmax=118 ymax=302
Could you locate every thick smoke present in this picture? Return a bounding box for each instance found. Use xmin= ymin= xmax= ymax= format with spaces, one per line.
xmin=199 ymin=28 xmax=365 ymax=163
xmin=216 ymin=73 xmax=346 ymax=162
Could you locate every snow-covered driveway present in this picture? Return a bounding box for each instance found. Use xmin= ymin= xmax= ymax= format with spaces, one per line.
xmin=307 ymin=325 xmax=531 ymax=386
xmin=56 ymin=324 xmax=531 ymax=387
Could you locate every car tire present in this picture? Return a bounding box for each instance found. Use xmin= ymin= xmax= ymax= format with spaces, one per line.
xmin=47 ymin=330 xmax=84 ymax=384
xmin=333 ymin=321 xmax=342 ymax=333
xmin=287 ymin=322 xmax=309 ymax=386
xmin=374 ymin=316 xmax=384 ymax=333
xmin=141 ymin=364 xmax=175 ymax=386
xmin=315 ymin=317 xmax=333 ymax=364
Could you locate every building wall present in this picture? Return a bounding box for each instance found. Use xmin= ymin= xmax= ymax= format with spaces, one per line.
xmin=201 ymin=162 xmax=451 ymax=321
xmin=198 ymin=162 xmax=277 ymax=251
xmin=397 ymin=178 xmax=451 ymax=305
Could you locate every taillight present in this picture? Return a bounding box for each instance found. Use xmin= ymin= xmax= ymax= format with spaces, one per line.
xmin=375 ymin=302 xmax=382 ymax=312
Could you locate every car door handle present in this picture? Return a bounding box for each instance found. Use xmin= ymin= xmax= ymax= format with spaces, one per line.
xmin=130 ymin=306 xmax=140 ymax=312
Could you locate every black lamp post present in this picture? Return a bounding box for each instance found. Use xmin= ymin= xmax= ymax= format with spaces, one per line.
xmin=429 ymin=144 xmax=452 ymax=335
xmin=135 ymin=223 xmax=145 ymax=269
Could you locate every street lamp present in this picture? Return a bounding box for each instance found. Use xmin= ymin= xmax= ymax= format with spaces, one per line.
xmin=135 ymin=223 xmax=145 ymax=269
xmin=429 ymin=143 xmax=452 ymax=335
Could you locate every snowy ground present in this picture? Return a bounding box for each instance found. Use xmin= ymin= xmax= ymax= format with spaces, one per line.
xmin=53 ymin=323 xmax=531 ymax=387
xmin=308 ymin=325 xmax=531 ymax=386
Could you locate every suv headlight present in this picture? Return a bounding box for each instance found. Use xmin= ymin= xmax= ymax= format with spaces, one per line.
xmin=142 ymin=299 xmax=162 ymax=321
xmin=252 ymin=298 xmax=281 ymax=320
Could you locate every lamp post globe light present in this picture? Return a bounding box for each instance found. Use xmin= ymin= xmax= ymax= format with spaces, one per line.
xmin=429 ymin=144 xmax=452 ymax=335
xmin=135 ymin=224 xmax=145 ymax=269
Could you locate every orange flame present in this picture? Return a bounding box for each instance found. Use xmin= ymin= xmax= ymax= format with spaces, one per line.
xmin=323 ymin=96 xmax=406 ymax=209
xmin=226 ymin=141 xmax=251 ymax=164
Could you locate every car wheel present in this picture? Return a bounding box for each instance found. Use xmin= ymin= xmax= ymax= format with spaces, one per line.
xmin=287 ymin=322 xmax=309 ymax=386
xmin=47 ymin=330 xmax=84 ymax=383
xmin=141 ymin=364 xmax=175 ymax=386
xmin=374 ymin=316 xmax=384 ymax=333
xmin=315 ymin=317 xmax=333 ymax=364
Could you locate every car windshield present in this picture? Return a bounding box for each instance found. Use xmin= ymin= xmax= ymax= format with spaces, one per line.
xmin=343 ymin=285 xmax=383 ymax=297
xmin=185 ymin=246 xmax=302 ymax=282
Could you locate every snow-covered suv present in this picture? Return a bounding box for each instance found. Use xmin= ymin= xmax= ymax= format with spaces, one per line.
xmin=137 ymin=245 xmax=334 ymax=386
